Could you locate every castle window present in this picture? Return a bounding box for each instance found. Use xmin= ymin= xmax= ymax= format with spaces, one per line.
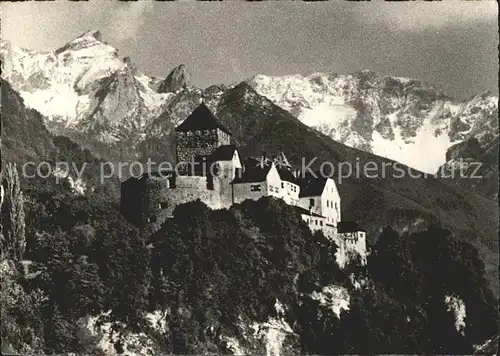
xmin=320 ymin=220 xmax=323 ymax=226
xmin=281 ymin=182 xmax=284 ymax=188
xmin=310 ymin=198 xmax=315 ymax=207
xmin=250 ymin=184 xmax=261 ymax=192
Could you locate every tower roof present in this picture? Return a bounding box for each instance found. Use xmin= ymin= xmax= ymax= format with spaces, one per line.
xmin=175 ymin=102 xmax=231 ymax=135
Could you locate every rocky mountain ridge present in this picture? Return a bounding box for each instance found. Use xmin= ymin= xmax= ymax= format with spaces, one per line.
xmin=1 ymin=31 xmax=172 ymax=146
xmin=248 ymin=71 xmax=498 ymax=174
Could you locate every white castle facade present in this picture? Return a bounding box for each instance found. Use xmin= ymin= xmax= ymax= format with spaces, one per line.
xmin=121 ymin=103 xmax=367 ymax=267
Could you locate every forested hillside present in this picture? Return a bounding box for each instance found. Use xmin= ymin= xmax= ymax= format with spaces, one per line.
xmin=1 ymin=174 xmax=497 ymax=355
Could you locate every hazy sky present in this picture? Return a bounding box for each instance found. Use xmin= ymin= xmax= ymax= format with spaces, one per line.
xmin=1 ymin=1 xmax=498 ymax=99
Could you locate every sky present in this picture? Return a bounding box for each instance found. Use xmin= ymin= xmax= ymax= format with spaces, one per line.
xmin=1 ymin=0 xmax=498 ymax=99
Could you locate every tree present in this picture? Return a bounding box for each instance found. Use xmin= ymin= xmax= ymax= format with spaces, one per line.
xmin=1 ymin=163 xmax=26 ymax=261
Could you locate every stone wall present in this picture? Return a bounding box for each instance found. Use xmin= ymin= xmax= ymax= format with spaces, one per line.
xmin=217 ymin=177 xmax=235 ymax=208
xmin=233 ymin=181 xmax=268 ymax=204
xmin=120 ymin=174 xmax=172 ymax=227
xmin=175 ymin=176 xmax=210 ymax=189
xmin=160 ymin=187 xmax=222 ymax=217
xmin=176 ymin=128 xmax=228 ymax=164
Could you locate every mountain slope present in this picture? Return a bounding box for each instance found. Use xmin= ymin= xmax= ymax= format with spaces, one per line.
xmin=437 ymin=137 xmax=499 ymax=200
xmin=248 ymin=71 xmax=498 ymax=175
xmin=1 ymin=79 xmax=118 ymax=196
xmin=1 ymin=79 xmax=57 ymax=164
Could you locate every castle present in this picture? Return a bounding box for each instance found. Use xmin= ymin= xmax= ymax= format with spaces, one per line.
xmin=121 ymin=102 xmax=366 ymax=267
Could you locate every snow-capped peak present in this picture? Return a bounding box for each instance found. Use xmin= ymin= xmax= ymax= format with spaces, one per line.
xmin=77 ymin=29 xmax=103 ymax=41
xmin=55 ymin=29 xmax=106 ymax=53
xmin=248 ymin=71 xmax=498 ymax=173
xmin=0 ymin=31 xmax=178 ymax=145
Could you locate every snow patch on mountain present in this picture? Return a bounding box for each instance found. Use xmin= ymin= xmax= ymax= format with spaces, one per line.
xmin=249 ymin=72 xmax=498 ymax=174
xmin=371 ymin=115 xmax=453 ymax=174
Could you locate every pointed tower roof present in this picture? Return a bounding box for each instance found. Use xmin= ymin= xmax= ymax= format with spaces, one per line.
xmin=175 ymin=103 xmax=231 ymax=135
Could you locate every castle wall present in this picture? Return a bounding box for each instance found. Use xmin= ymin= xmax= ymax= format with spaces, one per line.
xmin=217 ymin=154 xmax=242 ymax=180
xmin=333 ymin=236 xmax=347 ymax=268
xmin=120 ymin=174 xmax=172 ymax=227
xmin=280 ymin=181 xmax=300 ymax=205
xmin=161 ymin=188 xmax=222 ymax=217
xmin=299 ymin=196 xmax=323 ymax=216
xmin=233 ymin=181 xmax=268 ymax=204
xmin=322 ymin=179 xmax=342 ymax=226
xmin=120 ymin=176 xmax=147 ymax=227
xmin=175 ymin=176 xmax=210 ymax=189
xmin=338 ymin=231 xmax=367 ymax=265
xmin=266 ymin=165 xmax=282 ymax=198
xmin=298 ymin=179 xmax=341 ymax=226
xmin=217 ymin=177 xmax=235 ymax=208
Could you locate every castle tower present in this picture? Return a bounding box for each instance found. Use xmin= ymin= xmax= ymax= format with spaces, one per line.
xmin=175 ymin=102 xmax=232 ymax=167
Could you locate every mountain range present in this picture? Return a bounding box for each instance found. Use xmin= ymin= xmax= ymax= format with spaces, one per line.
xmin=1 ymin=30 xmax=498 ymax=294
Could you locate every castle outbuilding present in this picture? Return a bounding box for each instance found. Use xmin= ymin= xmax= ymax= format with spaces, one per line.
xmin=120 ymin=103 xmax=367 ymax=267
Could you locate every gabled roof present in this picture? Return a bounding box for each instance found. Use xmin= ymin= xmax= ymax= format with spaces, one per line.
xmin=232 ymin=164 xmax=273 ymax=184
xmin=277 ymin=168 xmax=299 ymax=184
xmin=337 ymin=221 xmax=366 ymax=233
xmin=175 ymin=102 xmax=231 ymax=135
xmin=211 ymin=144 xmax=238 ymax=161
xmin=298 ymin=176 xmax=328 ymax=197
